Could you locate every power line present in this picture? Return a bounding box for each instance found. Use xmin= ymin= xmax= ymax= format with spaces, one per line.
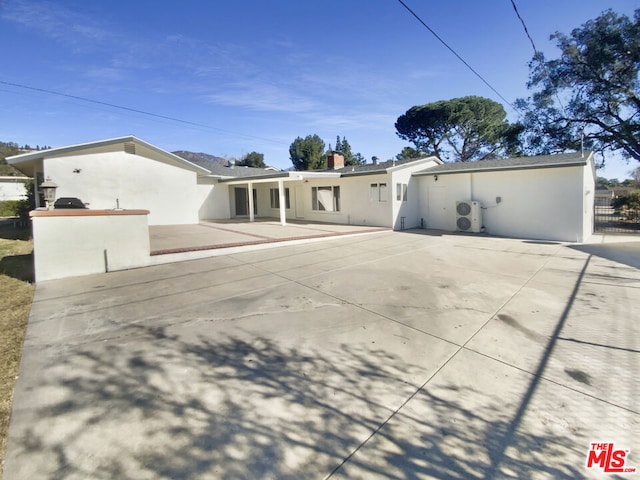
xmin=509 ymin=0 xmax=567 ymax=115
xmin=0 ymin=80 xmax=287 ymax=146
xmin=396 ymin=0 xmax=517 ymax=111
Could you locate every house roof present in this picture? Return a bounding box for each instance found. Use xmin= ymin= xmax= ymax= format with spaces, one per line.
xmin=413 ymin=151 xmax=592 ymax=176
xmin=335 ymin=156 xmax=441 ymax=176
xmin=215 ymin=156 xmax=441 ymax=183
xmin=202 ymin=163 xmax=283 ymax=179
xmin=7 ymin=135 xmax=211 ymax=177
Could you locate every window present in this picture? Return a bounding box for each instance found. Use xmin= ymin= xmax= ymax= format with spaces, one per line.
xmin=269 ymin=187 xmax=290 ymax=209
xmin=396 ymin=183 xmax=407 ymax=202
xmin=312 ymin=186 xmax=340 ymax=212
xmin=370 ymin=183 xmax=387 ymax=202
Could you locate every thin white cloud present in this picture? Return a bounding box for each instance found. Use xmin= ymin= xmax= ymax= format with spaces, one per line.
xmin=206 ymin=82 xmax=318 ymax=113
xmin=2 ymin=0 xmax=118 ymax=49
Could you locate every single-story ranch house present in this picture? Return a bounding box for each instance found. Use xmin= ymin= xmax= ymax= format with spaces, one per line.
xmin=7 ymin=135 xmax=595 ymax=280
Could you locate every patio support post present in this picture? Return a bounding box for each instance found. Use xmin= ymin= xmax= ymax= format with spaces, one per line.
xmin=248 ymin=181 xmax=255 ymax=222
xmin=278 ymin=179 xmax=287 ymax=226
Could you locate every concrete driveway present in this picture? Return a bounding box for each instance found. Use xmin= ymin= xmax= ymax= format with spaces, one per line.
xmin=4 ymin=230 xmax=639 ymax=479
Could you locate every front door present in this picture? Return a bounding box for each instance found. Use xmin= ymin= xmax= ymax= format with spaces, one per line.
xmin=428 ymin=186 xmax=449 ymax=230
xmin=234 ymin=187 xmax=257 ymax=216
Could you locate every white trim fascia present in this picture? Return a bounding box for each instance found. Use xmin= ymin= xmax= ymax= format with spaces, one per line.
xmin=7 ymin=135 xmax=211 ymax=175
xmin=386 ymin=156 xmax=441 ymax=173
xmin=220 ymin=171 xmax=341 ymax=185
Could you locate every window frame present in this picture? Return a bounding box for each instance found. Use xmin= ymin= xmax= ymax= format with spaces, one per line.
xmin=396 ymin=183 xmax=407 ymax=202
xmin=269 ymin=187 xmax=290 ymax=209
xmin=370 ymin=182 xmax=387 ymax=202
xmin=311 ymin=185 xmax=340 ymax=212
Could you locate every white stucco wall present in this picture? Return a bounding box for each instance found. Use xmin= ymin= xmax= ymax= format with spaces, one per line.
xmin=31 ymin=211 xmax=151 ymax=282
xmin=44 ymin=151 xmax=200 ymax=225
xmin=418 ymin=165 xmax=592 ymax=242
xmin=582 ymin=160 xmax=596 ymax=241
xmin=0 ymin=177 xmax=28 ymax=201
xmin=196 ymin=177 xmax=231 ymax=220
xmin=391 ymin=159 xmax=441 ymax=229
xmin=283 ymin=174 xmax=392 ymax=227
xmin=418 ymin=174 xmax=470 ymax=231
xmin=231 ymin=176 xmax=394 ymax=227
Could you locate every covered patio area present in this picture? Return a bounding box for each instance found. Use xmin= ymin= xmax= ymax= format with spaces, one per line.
xmin=150 ymin=219 xmax=388 ymax=255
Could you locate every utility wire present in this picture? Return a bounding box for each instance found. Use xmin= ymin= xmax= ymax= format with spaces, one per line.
xmin=396 ymin=0 xmax=517 ymax=111
xmin=0 ymin=80 xmax=286 ymax=146
xmin=509 ymin=0 xmax=567 ymax=115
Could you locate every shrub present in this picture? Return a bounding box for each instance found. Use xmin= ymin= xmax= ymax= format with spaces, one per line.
xmin=613 ymin=191 xmax=640 ymax=221
xmin=0 ymin=181 xmax=35 ymax=219
xmin=0 ymin=200 xmax=21 ymax=217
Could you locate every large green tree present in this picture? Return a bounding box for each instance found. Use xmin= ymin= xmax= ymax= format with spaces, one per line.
xmin=289 ymin=134 xmax=326 ymax=170
xmin=395 ymin=96 xmax=522 ymax=162
xmin=334 ymin=135 xmax=365 ymax=166
xmin=517 ymin=9 xmax=640 ymax=161
xmin=396 ymin=146 xmax=423 ymax=161
xmin=237 ymin=151 xmax=266 ymax=168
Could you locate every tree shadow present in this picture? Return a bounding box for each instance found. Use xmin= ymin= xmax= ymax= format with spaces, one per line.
xmin=0 ymin=253 xmax=34 ymax=283
xmin=6 ymin=320 xmax=590 ymax=479
xmin=0 ymin=219 xmax=33 ymax=282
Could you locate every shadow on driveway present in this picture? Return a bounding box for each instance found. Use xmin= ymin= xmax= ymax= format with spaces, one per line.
xmin=9 ymin=323 xmax=583 ymax=479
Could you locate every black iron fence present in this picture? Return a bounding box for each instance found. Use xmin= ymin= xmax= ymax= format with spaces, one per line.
xmin=594 ymin=196 xmax=640 ymax=234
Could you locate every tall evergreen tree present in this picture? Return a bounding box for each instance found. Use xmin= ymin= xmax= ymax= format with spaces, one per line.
xmin=289 ymin=135 xmax=326 ymax=170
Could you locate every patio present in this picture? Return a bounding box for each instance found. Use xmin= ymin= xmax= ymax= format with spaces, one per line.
xmin=149 ymin=219 xmax=389 ymax=255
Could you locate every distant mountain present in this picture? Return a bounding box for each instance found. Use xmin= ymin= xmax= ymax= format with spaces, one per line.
xmin=172 ymin=150 xmax=229 ymax=170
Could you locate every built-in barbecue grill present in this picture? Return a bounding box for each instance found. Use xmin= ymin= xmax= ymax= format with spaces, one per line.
xmin=53 ymin=197 xmax=87 ymax=209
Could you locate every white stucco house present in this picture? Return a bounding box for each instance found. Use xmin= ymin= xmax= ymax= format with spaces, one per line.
xmin=7 ymin=136 xmax=441 ymax=229
xmin=7 ymin=135 xmax=596 ymax=240
xmin=7 ymin=135 xmax=595 ymax=281
xmin=0 ymin=176 xmax=29 ymax=201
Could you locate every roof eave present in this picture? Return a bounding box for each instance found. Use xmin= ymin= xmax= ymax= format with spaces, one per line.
xmin=7 ymin=135 xmax=211 ymax=175
xmin=413 ymin=160 xmax=588 ymax=176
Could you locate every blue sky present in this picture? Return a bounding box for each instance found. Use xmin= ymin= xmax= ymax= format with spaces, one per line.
xmin=0 ymin=0 xmax=637 ymax=179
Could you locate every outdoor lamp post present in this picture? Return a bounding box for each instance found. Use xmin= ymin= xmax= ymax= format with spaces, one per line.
xmin=40 ymin=177 xmax=58 ymax=210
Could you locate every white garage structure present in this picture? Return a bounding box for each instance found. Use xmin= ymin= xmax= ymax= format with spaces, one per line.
xmin=413 ymin=152 xmax=596 ymax=242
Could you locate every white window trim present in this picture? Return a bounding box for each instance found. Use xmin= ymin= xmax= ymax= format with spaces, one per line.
xmin=312 ymin=185 xmax=340 ymax=212
xmin=396 ymin=183 xmax=407 ymax=202
xmin=370 ymin=183 xmax=387 ymax=202
xmin=270 ymin=187 xmax=290 ymax=209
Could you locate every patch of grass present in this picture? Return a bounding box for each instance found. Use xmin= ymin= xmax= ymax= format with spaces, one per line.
xmin=0 ymin=222 xmax=34 ymax=479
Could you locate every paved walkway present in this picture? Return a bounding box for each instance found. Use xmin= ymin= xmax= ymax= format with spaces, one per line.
xmin=4 ymin=230 xmax=639 ymax=479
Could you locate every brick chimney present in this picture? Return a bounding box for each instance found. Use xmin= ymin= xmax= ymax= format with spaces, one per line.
xmin=327 ymin=152 xmax=345 ymax=170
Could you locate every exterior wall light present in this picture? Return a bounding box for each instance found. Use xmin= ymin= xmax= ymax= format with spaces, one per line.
xmin=40 ymin=177 xmax=58 ymax=210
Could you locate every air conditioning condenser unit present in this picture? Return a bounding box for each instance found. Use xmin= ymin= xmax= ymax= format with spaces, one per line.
xmin=456 ymin=200 xmax=482 ymax=233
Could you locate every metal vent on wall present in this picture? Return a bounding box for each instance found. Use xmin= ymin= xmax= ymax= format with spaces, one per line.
xmin=124 ymin=142 xmax=136 ymax=154
xmin=456 ymin=200 xmax=482 ymax=233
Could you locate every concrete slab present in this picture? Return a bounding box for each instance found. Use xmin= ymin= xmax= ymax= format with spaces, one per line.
xmin=149 ymin=219 xmax=388 ymax=255
xmin=4 ymin=231 xmax=639 ymax=479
